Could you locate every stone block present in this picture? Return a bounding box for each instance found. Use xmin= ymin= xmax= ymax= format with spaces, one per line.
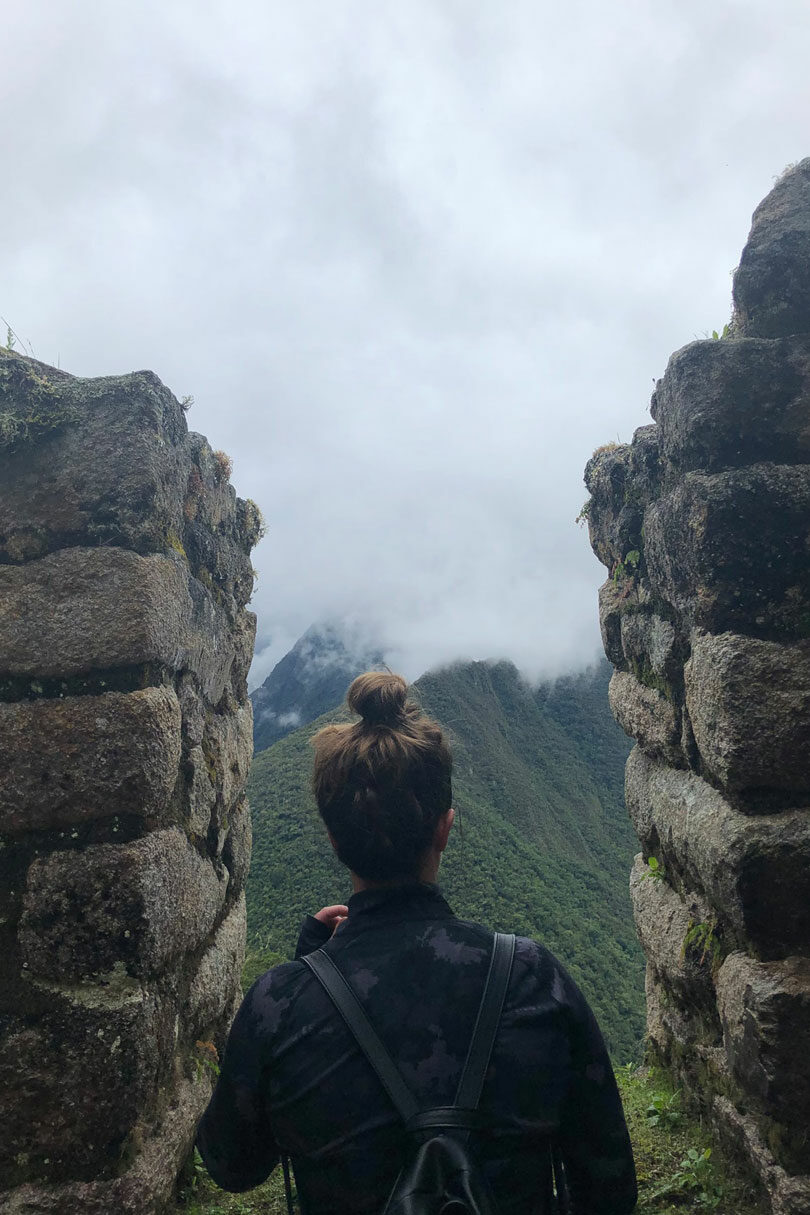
xmin=643 ymin=463 xmax=810 ymax=637
xmin=619 ymin=611 xmax=679 ymax=682
xmin=0 ymin=1074 xmax=209 ymax=1212
xmin=0 ymin=974 xmax=175 ymax=1182
xmin=0 ymin=687 xmax=181 ymax=835
xmin=203 ymin=703 xmax=254 ymax=817
xmin=733 ymin=157 xmax=810 ymax=339
xmin=177 ymin=674 xmax=205 ymax=746
xmin=716 ymin=952 xmax=810 ymax=1125
xmin=0 ymin=361 xmax=259 ymax=611
xmin=230 ymin=609 xmax=258 ymax=700
xmin=608 ymin=670 xmax=681 ymax=763
xmin=584 ymin=427 xmax=661 ymax=571
xmin=222 ymin=797 xmax=252 ymax=895
xmin=597 ymin=579 xmax=627 ymax=668
xmin=0 ymin=547 xmax=236 ymax=703
xmin=630 ymin=856 xmax=720 ymax=1036
xmin=625 ymin=747 xmax=810 ymax=959
xmin=19 ymin=829 xmax=228 ymax=983
xmin=186 ymin=892 xmax=246 ymax=1041
xmin=774 ymin=1176 xmax=810 ymax=1215
xmin=712 ymin=1095 xmax=810 ymax=1212
xmin=686 ymin=631 xmax=810 ymax=794
xmin=183 ymin=745 xmax=218 ymax=838
xmin=650 ymin=334 xmax=810 ymax=472
xmin=0 ymin=363 xmax=189 ymax=564
xmin=181 ymin=433 xmax=257 ymax=610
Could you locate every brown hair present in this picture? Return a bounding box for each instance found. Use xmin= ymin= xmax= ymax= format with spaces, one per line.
xmin=311 ymin=672 xmax=453 ymax=881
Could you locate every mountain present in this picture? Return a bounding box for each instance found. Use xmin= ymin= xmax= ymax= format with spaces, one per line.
xmin=245 ymin=657 xmax=644 ymax=1062
xmin=250 ymin=622 xmax=382 ymax=753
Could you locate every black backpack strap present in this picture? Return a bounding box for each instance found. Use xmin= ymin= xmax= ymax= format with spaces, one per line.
xmin=301 ymin=948 xmax=420 ymax=1124
xmin=406 ymin=1107 xmax=479 ymax=1132
xmin=454 ymin=932 xmax=515 ymax=1110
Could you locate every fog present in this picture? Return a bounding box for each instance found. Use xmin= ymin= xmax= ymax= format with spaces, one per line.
xmin=3 ymin=1 xmax=809 ymax=684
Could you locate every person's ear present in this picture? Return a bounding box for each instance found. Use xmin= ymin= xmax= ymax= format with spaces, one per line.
xmin=435 ymin=807 xmax=455 ymax=854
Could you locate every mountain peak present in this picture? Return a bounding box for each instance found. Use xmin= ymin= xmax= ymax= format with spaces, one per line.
xmin=250 ymin=621 xmax=383 ymax=752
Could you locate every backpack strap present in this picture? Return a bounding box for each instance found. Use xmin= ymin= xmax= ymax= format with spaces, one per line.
xmin=301 ymin=932 xmax=516 ymax=1126
xmin=301 ymin=948 xmax=420 ymax=1124
xmin=454 ymin=933 xmax=515 ymax=1111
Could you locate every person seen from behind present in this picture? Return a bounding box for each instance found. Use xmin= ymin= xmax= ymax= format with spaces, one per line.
xmin=197 ymin=671 xmax=637 ymax=1213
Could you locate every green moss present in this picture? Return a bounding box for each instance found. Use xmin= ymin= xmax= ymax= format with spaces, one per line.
xmin=629 ymin=658 xmax=675 ymax=702
xmin=165 ymin=530 xmax=189 ymax=562
xmin=0 ymin=356 xmax=78 ymax=451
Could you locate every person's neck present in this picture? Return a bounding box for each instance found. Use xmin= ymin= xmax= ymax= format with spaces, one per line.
xmin=350 ymin=854 xmax=439 ymax=893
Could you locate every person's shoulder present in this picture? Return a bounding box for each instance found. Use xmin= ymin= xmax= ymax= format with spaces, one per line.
xmin=507 ymin=935 xmax=595 ymax=1019
xmin=447 ymin=921 xmax=557 ymax=984
xmin=236 ymin=958 xmax=308 ymax=1029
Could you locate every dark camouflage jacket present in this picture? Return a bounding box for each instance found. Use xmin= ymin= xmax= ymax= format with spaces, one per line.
xmin=196 ymin=884 xmax=637 ymax=1214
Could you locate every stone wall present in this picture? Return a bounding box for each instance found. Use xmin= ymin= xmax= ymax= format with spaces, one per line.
xmin=584 ymin=159 xmax=810 ymax=1215
xmin=0 ymin=353 xmax=261 ymax=1213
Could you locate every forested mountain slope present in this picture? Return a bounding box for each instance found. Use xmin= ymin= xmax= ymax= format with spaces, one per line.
xmin=245 ymin=658 xmax=644 ymax=1061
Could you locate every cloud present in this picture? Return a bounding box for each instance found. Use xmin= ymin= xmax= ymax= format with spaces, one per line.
xmin=257 ymin=708 xmax=302 ymax=731
xmin=2 ymin=1 xmax=809 ymax=686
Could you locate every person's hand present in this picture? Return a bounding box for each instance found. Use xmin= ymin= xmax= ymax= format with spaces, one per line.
xmin=313 ymin=904 xmax=349 ymax=936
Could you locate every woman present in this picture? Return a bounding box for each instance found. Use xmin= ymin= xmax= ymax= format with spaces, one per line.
xmin=197 ymin=672 xmax=637 ymax=1213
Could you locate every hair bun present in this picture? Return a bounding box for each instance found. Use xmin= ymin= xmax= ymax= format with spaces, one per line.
xmin=347 ymin=671 xmax=408 ymax=727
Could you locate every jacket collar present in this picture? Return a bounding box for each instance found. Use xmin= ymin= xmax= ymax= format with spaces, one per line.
xmin=340 ymin=882 xmax=455 ymax=933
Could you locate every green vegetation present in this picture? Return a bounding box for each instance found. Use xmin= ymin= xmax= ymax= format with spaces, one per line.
xmin=0 ymin=351 xmax=76 ymax=451
xmin=213 ymin=449 xmax=233 ymax=483
xmin=176 ymin=1150 xmax=288 ymax=1215
xmin=176 ymin=1067 xmax=766 ymax=1214
xmin=619 ymin=1066 xmax=767 ymax=1213
xmin=613 ymin=549 xmax=641 ymax=587
xmin=681 ymin=920 xmax=724 ymax=974
xmin=640 ymin=856 xmax=664 ymax=883
xmin=246 ymin=658 xmax=645 ymax=1061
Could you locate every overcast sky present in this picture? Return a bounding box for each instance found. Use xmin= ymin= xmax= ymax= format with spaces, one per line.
xmin=3 ymin=1 xmax=809 ymax=685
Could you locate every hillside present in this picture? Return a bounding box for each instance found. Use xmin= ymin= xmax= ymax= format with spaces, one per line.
xmin=246 ymin=658 xmax=645 ymax=1062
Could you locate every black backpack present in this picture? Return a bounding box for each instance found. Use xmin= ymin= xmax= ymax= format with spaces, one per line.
xmin=285 ymin=932 xmax=516 ymax=1215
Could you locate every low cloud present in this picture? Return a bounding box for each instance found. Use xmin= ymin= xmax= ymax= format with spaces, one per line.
xmin=2 ymin=2 xmax=808 ymax=686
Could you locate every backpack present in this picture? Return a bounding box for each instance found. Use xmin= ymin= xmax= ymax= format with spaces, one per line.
xmin=286 ymin=932 xmax=516 ymax=1215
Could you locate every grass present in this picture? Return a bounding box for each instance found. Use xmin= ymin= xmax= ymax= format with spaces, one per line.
xmin=177 ymin=1158 xmax=287 ymax=1215
xmin=617 ymin=1065 xmax=767 ymax=1214
xmin=175 ymin=1066 xmax=767 ymax=1215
